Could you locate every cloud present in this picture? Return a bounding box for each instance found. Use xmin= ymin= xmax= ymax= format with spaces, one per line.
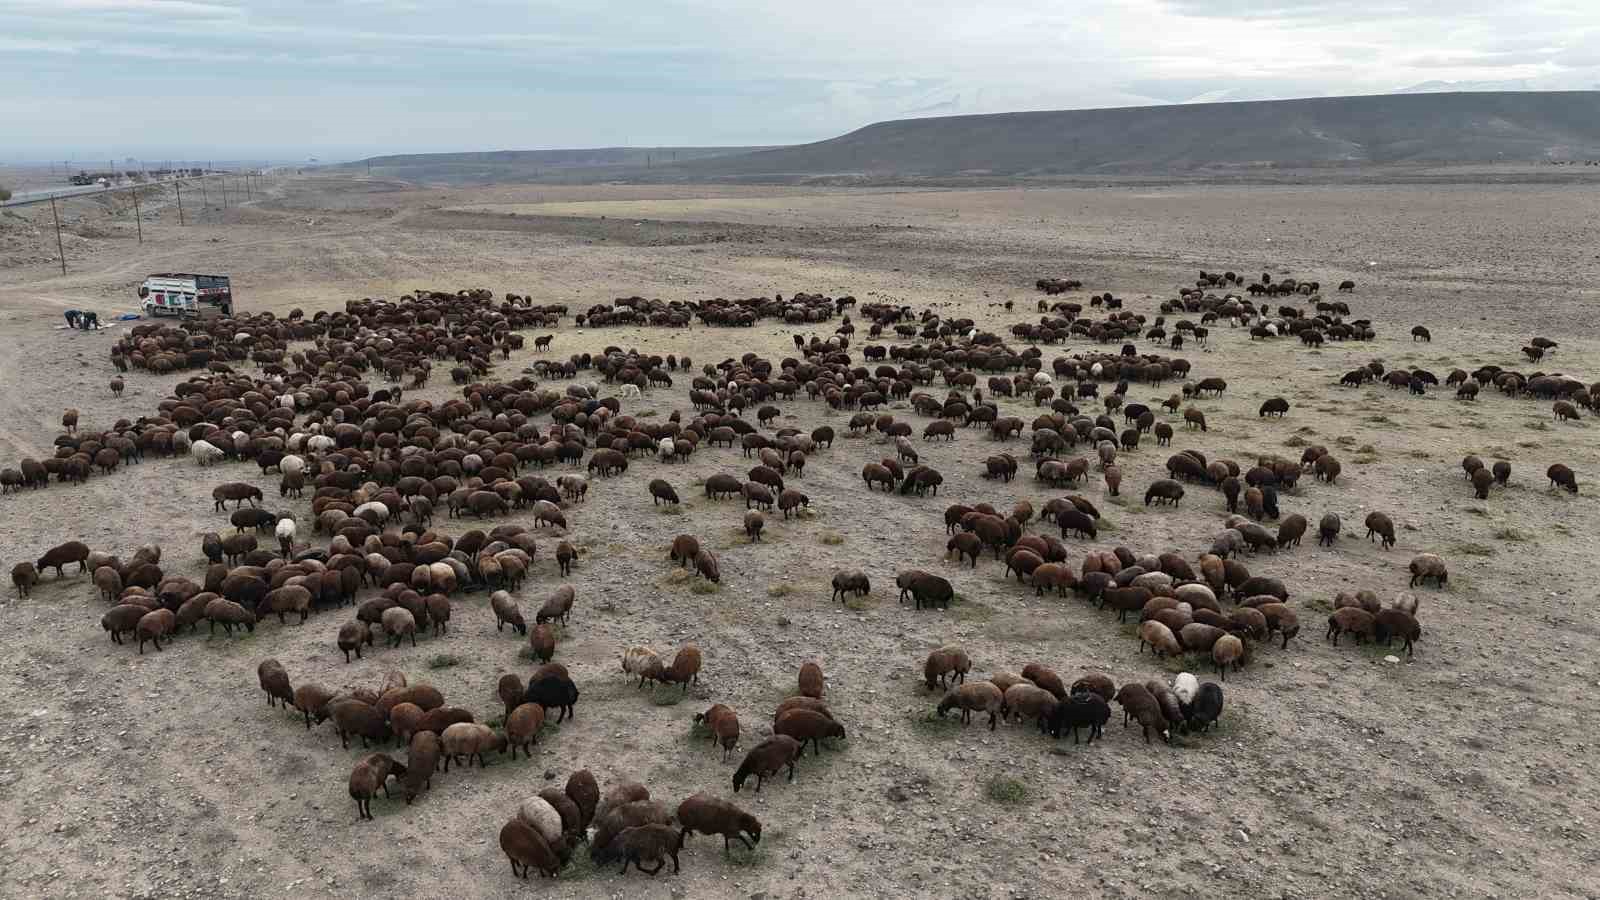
xmin=1 ymin=0 xmax=1596 ymax=158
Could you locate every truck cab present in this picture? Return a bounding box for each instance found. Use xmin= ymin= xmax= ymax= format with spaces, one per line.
xmin=138 ymin=273 xmax=233 ymax=319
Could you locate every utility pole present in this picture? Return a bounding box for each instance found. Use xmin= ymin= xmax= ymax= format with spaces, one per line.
xmin=221 ymin=176 xmax=229 ymax=209
xmin=131 ymin=185 xmax=143 ymax=243
xmin=245 ymin=174 xmax=252 ymax=200
xmin=50 ymin=196 xmax=66 ymax=275
xmin=200 ymin=177 xmax=208 ymax=209
xmin=175 ymin=180 xmax=184 ymax=225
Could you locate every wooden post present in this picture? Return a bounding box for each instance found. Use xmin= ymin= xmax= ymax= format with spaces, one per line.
xmin=50 ymin=196 xmax=66 ymax=275
xmin=176 ymin=181 xmax=184 ymax=225
xmin=131 ymin=186 xmax=143 ymax=243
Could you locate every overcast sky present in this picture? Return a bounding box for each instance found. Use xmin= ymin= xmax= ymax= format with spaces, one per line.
xmin=3 ymin=0 xmax=1596 ymax=161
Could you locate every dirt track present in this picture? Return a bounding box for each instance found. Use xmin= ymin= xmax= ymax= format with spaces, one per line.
xmin=1 ymin=174 xmax=1598 ymax=900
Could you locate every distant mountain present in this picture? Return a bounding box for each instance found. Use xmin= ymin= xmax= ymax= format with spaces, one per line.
xmin=340 ymin=146 xmax=772 ymax=184
xmin=672 ymin=91 xmax=1600 ymax=178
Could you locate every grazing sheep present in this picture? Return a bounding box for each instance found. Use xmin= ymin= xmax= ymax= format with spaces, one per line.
xmin=517 ymin=795 xmax=565 ymax=848
xmin=135 ymin=609 xmax=174 ymax=654
xmin=402 ymin=731 xmax=441 ymax=804
xmin=530 ymin=623 xmax=557 ymax=663
xmin=1144 ymin=479 xmax=1185 ymax=506
xmin=292 ymin=684 xmax=335 ymax=730
xmin=491 ymin=590 xmax=527 ymax=635
xmin=524 ymin=673 xmax=580 ymax=722
xmin=257 ymin=659 xmax=294 ymax=708
xmin=1326 ymin=607 xmax=1375 ymax=646
xmin=677 ymin=794 xmax=761 ymax=852
xmin=920 ymin=646 xmax=970 ymax=690
xmin=506 ymin=703 xmax=547 ymax=758
xmin=775 ymin=708 xmax=846 ymax=755
xmin=1002 ymin=683 xmax=1057 ymax=727
xmin=567 ymin=770 xmax=600 ymax=831
xmin=382 ymin=607 xmax=417 ymax=648
xmin=1187 ymin=682 xmax=1224 ymax=732
xmin=936 ymin=681 xmax=1005 ymax=730
xmin=660 ymin=645 xmax=702 ymax=691
xmin=330 ymin=699 xmax=392 ymax=749
xmin=1043 ymin=692 xmax=1111 ymax=743
xmin=693 ymin=704 xmax=741 ymax=761
xmin=1364 ymin=512 xmax=1396 ymax=549
xmin=694 ymin=549 xmax=720 ymax=583
xmin=1373 ymin=608 xmax=1422 ymax=656
xmin=349 ymin=753 xmax=407 ymax=821
xmin=733 ymin=735 xmax=802 ymax=792
xmin=12 ymin=562 xmax=38 ymax=598
xmin=1114 ymin=684 xmax=1170 ymax=743
xmin=598 ymin=823 xmax=683 ymax=876
xmin=337 ymin=621 xmax=372 ymax=662
xmin=1408 ymin=553 xmax=1448 ymax=588
xmin=440 ymin=722 xmax=507 ymax=770
xmin=1317 ymin=513 xmax=1340 ymax=546
xmin=830 ymin=570 xmax=870 ymax=603
xmin=1139 ymin=620 xmax=1182 ymax=657
xmin=1212 ymin=634 xmax=1246 ymax=680
xmin=798 ymin=661 xmax=824 ymax=698
xmin=36 ymin=540 xmax=90 ymax=578
xmin=500 ymin=818 xmax=561 ymax=879
xmin=1548 ymin=463 xmax=1578 ymax=493
xmin=623 ymin=646 xmax=666 ymax=688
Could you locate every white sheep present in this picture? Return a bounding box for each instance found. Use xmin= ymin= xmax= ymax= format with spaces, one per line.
xmin=353 ymin=501 xmax=389 ymax=526
xmin=280 ymin=454 xmax=305 ymax=477
xmin=172 ymin=431 xmax=192 ymax=456
xmin=191 ymin=440 xmax=225 ymax=467
xmin=277 ymin=394 xmax=295 ymax=409
xmin=1090 ymin=362 xmax=1104 ymax=377
xmin=1032 ymin=371 xmax=1052 ymax=386
xmin=658 ymin=437 xmax=676 ymax=461
xmin=306 ymin=435 xmax=335 ymax=454
xmin=1172 ymin=672 xmax=1199 ymax=707
xmin=619 ymin=383 xmax=642 ymax=399
xmin=275 ymin=517 xmax=297 ymax=555
xmin=516 ymin=795 xmax=564 ymax=846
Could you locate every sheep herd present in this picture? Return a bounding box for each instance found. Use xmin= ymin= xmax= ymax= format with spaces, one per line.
xmin=1 ymin=271 xmax=1588 ymax=882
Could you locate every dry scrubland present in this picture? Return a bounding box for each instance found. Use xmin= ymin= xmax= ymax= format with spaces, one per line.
xmin=1 ymin=174 xmax=1599 ymax=900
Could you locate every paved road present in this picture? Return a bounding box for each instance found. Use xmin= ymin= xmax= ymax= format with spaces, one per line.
xmin=1 ymin=174 xmax=245 ymax=209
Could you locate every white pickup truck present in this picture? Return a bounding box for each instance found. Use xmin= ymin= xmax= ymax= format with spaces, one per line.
xmin=138 ymin=273 xmax=234 ymax=319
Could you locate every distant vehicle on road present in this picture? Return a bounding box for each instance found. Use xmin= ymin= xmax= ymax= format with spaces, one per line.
xmin=138 ymin=273 xmax=233 ymax=319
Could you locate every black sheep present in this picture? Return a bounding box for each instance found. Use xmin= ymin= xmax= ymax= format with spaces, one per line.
xmin=524 ymin=674 xmax=580 ymax=722
xmin=1043 ymin=693 xmax=1110 ymax=744
xmin=1186 ymin=683 xmax=1225 ymax=733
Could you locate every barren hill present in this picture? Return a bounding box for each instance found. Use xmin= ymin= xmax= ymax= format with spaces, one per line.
xmin=681 ymin=92 xmax=1600 ymax=177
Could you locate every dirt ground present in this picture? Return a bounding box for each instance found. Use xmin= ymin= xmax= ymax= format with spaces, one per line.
xmin=1 ymin=173 xmax=1598 ymax=900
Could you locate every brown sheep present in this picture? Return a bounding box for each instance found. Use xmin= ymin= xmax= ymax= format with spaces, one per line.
xmin=1364 ymin=511 xmax=1396 ymax=549
xmin=677 ymin=794 xmax=761 ymax=852
xmin=402 ymin=731 xmax=441 ymax=804
xmin=693 ymin=550 xmax=720 ymax=583
xmin=662 ymin=644 xmax=702 ymax=690
xmin=498 ymin=673 xmax=525 ymax=717
xmin=797 ymin=661 xmax=824 ymax=698
xmin=257 ymin=659 xmax=294 ymax=708
xmin=936 ymin=681 xmax=1005 ymax=729
xmin=1212 ymin=634 xmax=1246 ymax=680
xmin=135 ymin=608 xmax=175 ymax=654
xmin=530 ymin=623 xmax=557 ymax=663
xmin=1139 ymin=620 xmax=1182 ymax=657
xmin=694 ymin=704 xmax=741 ymax=761
xmin=669 ymin=534 xmax=700 ymax=568
xmin=775 ymin=708 xmax=846 ymax=755
xmin=36 ymin=540 xmax=91 ymax=578
xmin=440 ymin=722 xmax=507 ymax=770
xmin=1326 ymin=607 xmax=1375 ymax=646
xmin=600 ymin=823 xmax=683 ymax=876
xmin=1002 ymin=683 xmax=1056 ymax=726
xmin=11 ymin=562 xmax=38 ymax=598
xmin=330 ymin=699 xmax=392 ymax=749
xmin=506 ymin=702 xmax=546 ymax=758
xmin=1021 ymin=662 xmax=1067 ymax=699
xmin=500 ymin=818 xmax=561 ymax=879
xmin=1374 ymin=608 xmax=1423 ymax=656
xmin=733 ymin=735 xmax=802 ymax=792
xmin=338 ymin=620 xmax=372 ymax=662
xmin=491 ymin=590 xmax=527 ymax=635
xmin=555 ymin=541 xmax=577 ymax=576
xmin=292 ymin=684 xmax=335 ymax=730
xmin=923 ymin=646 xmax=971 ymax=691
xmin=1114 ymin=684 xmax=1169 ymax=743
xmin=349 ymin=753 xmax=407 ymax=821
xmin=1548 ymin=463 xmax=1578 ymax=493
xmin=1408 ymin=553 xmax=1448 ymax=588
xmin=566 ymin=770 xmax=600 ymax=831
